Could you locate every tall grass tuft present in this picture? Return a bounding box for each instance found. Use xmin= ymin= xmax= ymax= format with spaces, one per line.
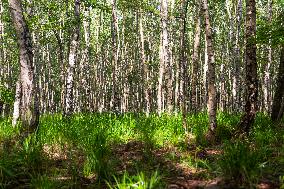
xmin=218 ymin=139 xmax=266 ymax=188
xmin=107 ymin=170 xmax=164 ymax=189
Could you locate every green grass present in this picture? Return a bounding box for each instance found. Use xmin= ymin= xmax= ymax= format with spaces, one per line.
xmin=0 ymin=112 xmax=283 ymax=188
xmin=107 ymin=170 xmax=164 ymax=189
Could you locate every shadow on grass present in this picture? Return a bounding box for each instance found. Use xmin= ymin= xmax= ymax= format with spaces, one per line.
xmin=1 ymin=113 xmax=282 ymax=188
xmin=0 ymin=137 xmax=221 ymax=189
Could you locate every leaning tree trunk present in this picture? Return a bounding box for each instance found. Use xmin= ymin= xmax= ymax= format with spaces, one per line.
xmin=202 ymin=0 xmax=217 ymax=134
xmin=271 ymin=45 xmax=284 ymax=121
xmin=64 ymin=0 xmax=80 ymax=116
xmin=239 ymin=0 xmax=257 ymax=133
xmin=8 ymin=0 xmax=39 ymax=132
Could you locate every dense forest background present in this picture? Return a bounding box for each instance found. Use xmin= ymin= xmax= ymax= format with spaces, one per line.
xmin=0 ymin=0 xmax=284 ymax=188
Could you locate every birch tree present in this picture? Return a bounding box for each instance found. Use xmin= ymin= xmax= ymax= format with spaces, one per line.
xmin=191 ymin=3 xmax=201 ymax=113
xmin=157 ymin=0 xmax=170 ymax=115
xmin=239 ymin=0 xmax=257 ymax=133
xmin=110 ymin=0 xmax=120 ymax=112
xmin=64 ymin=0 xmax=81 ymax=116
xmin=8 ymin=0 xmax=39 ymax=132
xmin=202 ymin=0 xmax=217 ymax=134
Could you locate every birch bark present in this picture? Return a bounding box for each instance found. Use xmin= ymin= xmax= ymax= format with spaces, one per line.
xmin=239 ymin=0 xmax=258 ymax=133
xmin=202 ymin=0 xmax=217 ymax=133
xmin=64 ymin=0 xmax=80 ymax=116
xmin=8 ymin=0 xmax=39 ymax=132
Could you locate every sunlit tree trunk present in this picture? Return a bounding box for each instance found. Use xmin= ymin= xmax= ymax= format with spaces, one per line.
xmin=239 ymin=0 xmax=257 ymax=133
xmin=263 ymin=0 xmax=272 ymax=113
xmin=8 ymin=0 xmax=39 ymax=132
xmin=203 ymin=33 xmax=208 ymax=111
xmin=12 ymin=80 xmax=21 ymax=126
xmin=64 ymin=0 xmax=80 ymax=116
xmin=202 ymin=0 xmax=217 ymax=133
xmin=139 ymin=12 xmax=150 ymax=116
xmin=220 ymin=60 xmax=226 ymax=111
xmin=158 ymin=0 xmax=170 ymax=115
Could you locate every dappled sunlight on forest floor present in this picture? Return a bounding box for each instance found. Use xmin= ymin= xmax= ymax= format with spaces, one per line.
xmin=0 ymin=113 xmax=283 ymax=188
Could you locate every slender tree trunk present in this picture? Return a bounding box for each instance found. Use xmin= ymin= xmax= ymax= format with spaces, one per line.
xmin=203 ymin=33 xmax=208 ymax=111
xmin=234 ymin=0 xmax=243 ymax=111
xmin=239 ymin=0 xmax=257 ymax=133
xmin=263 ymin=0 xmax=272 ymax=113
xmin=220 ymin=60 xmax=226 ymax=111
xmin=180 ymin=0 xmax=189 ymax=129
xmin=54 ymin=31 xmax=65 ymax=112
xmin=64 ymin=0 xmax=80 ymax=116
xmin=191 ymin=5 xmax=201 ymax=113
xmin=8 ymin=0 xmax=39 ymax=132
xmin=202 ymin=0 xmax=217 ymax=133
xmin=139 ymin=12 xmax=150 ymax=116
xmin=0 ymin=1 xmax=4 ymax=115
xmin=0 ymin=1 xmax=4 ymax=70
xmin=110 ymin=0 xmax=120 ymax=112
xmin=226 ymin=0 xmax=240 ymax=112
xmin=81 ymin=7 xmax=91 ymax=112
xmin=12 ymin=80 xmax=21 ymax=126
xmin=271 ymin=45 xmax=284 ymax=121
xmin=157 ymin=0 xmax=170 ymax=115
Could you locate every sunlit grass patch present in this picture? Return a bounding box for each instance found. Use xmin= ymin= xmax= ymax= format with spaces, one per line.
xmin=0 ymin=112 xmax=283 ymax=188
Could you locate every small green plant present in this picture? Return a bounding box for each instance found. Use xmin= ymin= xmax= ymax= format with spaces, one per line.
xmin=107 ymin=170 xmax=163 ymax=189
xmin=280 ymin=175 xmax=284 ymax=189
xmin=218 ymin=140 xmax=265 ymax=188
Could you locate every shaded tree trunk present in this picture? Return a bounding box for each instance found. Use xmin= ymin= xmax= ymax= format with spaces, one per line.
xmin=239 ymin=0 xmax=257 ymax=133
xmin=271 ymin=45 xmax=284 ymax=121
xmin=8 ymin=0 xmax=39 ymax=132
xmin=110 ymin=0 xmax=120 ymax=112
xmin=234 ymin=0 xmax=243 ymax=111
xmin=0 ymin=1 xmax=5 ymax=116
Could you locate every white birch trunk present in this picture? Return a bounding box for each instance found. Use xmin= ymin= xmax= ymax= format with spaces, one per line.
xmin=202 ymin=0 xmax=217 ymax=133
xmin=64 ymin=0 xmax=80 ymax=116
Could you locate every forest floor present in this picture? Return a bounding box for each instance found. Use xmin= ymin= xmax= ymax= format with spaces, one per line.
xmin=0 ymin=113 xmax=283 ymax=188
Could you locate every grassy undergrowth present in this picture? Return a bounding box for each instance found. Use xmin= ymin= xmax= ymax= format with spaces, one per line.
xmin=0 ymin=113 xmax=283 ymax=188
